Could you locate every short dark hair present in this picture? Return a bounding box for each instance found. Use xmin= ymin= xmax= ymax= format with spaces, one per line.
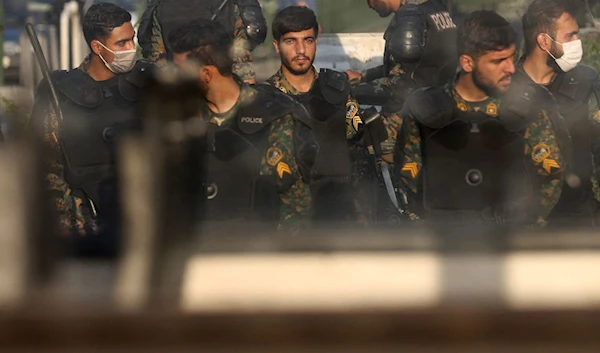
xmin=522 ymin=0 xmax=575 ymax=53
xmin=457 ymin=10 xmax=517 ymax=59
xmin=82 ymin=3 xmax=131 ymax=49
xmin=272 ymin=6 xmax=319 ymax=41
xmin=168 ymin=19 xmax=234 ymax=76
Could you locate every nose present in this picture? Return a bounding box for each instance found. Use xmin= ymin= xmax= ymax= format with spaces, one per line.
xmin=505 ymin=58 xmax=516 ymax=75
xmin=296 ymin=41 xmax=306 ymax=55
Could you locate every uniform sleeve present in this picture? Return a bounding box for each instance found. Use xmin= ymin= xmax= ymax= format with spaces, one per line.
xmin=380 ymin=111 xmax=403 ymax=155
xmin=395 ymin=115 xmax=422 ymax=194
xmin=524 ymin=110 xmax=565 ymax=223
xmin=232 ymin=4 xmax=256 ymax=82
xmin=588 ymin=80 xmax=600 ymax=202
xmin=345 ymin=96 xmax=362 ymax=140
xmin=29 ymin=89 xmax=97 ymax=236
xmin=261 ymin=114 xmax=311 ymax=234
xmin=145 ymin=9 xmax=168 ymax=66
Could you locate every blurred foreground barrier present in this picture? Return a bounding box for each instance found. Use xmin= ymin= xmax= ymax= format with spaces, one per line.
xmin=0 ymin=141 xmax=53 ymax=309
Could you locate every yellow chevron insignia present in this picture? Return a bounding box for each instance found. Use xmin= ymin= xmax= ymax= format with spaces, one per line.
xmin=352 ymin=115 xmax=363 ymax=131
xmin=402 ymin=162 xmax=419 ymax=179
xmin=277 ymin=162 xmax=292 ymax=179
xmin=542 ymin=159 xmax=560 ymax=174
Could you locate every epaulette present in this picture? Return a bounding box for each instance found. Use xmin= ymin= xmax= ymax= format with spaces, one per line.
xmin=402 ymin=86 xmax=454 ymax=129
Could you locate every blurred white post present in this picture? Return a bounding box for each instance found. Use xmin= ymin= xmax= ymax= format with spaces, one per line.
xmin=60 ymin=1 xmax=84 ymax=70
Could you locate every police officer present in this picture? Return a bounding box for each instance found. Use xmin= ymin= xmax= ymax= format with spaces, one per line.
xmin=168 ymin=19 xmax=316 ymax=234
xmin=346 ymin=0 xmax=458 ymax=112
xmin=29 ymin=3 xmax=148 ymax=255
xmin=265 ymin=6 xmax=370 ymax=226
xmin=519 ymin=0 xmax=600 ymax=226
xmin=395 ymin=10 xmax=566 ymax=230
xmin=138 ymin=0 xmax=267 ymax=84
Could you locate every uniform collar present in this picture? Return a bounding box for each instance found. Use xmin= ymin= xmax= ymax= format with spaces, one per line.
xmin=446 ymin=81 xmax=500 ymax=117
xmin=205 ymin=82 xmax=253 ymax=126
xmin=273 ymin=66 xmax=318 ymax=94
xmin=516 ymin=54 xmax=558 ymax=86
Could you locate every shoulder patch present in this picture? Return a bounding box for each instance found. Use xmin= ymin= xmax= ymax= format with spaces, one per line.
xmin=531 ymin=143 xmax=551 ymax=163
xmin=346 ymin=101 xmax=359 ymax=118
xmin=266 ymin=147 xmax=283 ymax=166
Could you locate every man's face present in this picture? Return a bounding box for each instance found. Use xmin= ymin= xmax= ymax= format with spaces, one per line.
xmin=96 ymin=22 xmax=135 ymax=63
xmin=274 ymin=28 xmax=317 ymax=75
xmin=547 ymin=12 xmax=580 ymax=58
xmin=367 ymin=0 xmax=393 ymax=17
xmin=173 ymin=53 xmax=210 ymax=95
xmin=470 ymin=45 xmax=516 ymax=97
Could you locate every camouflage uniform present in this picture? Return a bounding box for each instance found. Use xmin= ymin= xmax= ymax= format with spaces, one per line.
xmin=395 ymin=83 xmax=565 ymax=227
xmin=265 ymin=67 xmax=362 ymax=140
xmin=527 ymin=64 xmax=600 ymax=205
xmin=144 ymin=3 xmax=256 ymax=81
xmin=266 ymin=67 xmax=373 ymax=223
xmin=201 ymin=83 xmax=311 ymax=233
xmin=29 ymin=56 xmax=99 ymax=237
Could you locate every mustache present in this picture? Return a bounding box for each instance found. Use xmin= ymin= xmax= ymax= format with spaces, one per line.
xmin=499 ymin=74 xmax=512 ymax=82
xmin=292 ymin=55 xmax=310 ymax=61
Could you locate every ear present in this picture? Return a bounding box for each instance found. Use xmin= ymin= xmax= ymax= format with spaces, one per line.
xmin=459 ymin=54 xmax=474 ymax=73
xmin=536 ymin=33 xmax=552 ymax=51
xmin=91 ymin=40 xmax=102 ymax=55
xmin=200 ymin=66 xmax=214 ymax=84
xmin=273 ymin=39 xmax=280 ymax=54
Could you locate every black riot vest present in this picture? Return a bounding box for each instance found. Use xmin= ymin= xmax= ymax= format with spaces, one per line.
xmin=293 ymin=70 xmax=355 ymax=223
xmin=53 ymin=63 xmax=147 ymax=221
xmin=157 ymin=0 xmax=234 ymax=57
xmin=384 ymin=0 xmax=457 ymax=88
xmin=201 ymin=86 xmax=299 ymax=229
xmin=547 ymin=65 xmax=598 ymax=221
xmin=407 ymin=87 xmax=535 ymax=226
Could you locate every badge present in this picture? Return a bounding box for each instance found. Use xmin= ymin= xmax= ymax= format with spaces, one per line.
xmin=277 ymin=162 xmax=292 ymax=179
xmin=346 ymin=101 xmax=359 ymax=119
xmin=402 ymin=162 xmax=419 ymax=179
xmin=456 ymin=101 xmax=468 ymax=112
xmin=486 ymin=102 xmax=498 ymax=116
xmin=266 ymin=147 xmax=283 ymax=166
xmin=531 ymin=143 xmax=551 ymax=163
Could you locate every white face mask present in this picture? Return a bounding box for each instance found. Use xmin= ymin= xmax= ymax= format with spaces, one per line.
xmin=96 ymin=41 xmax=137 ymax=74
xmin=545 ymin=34 xmax=583 ymax=72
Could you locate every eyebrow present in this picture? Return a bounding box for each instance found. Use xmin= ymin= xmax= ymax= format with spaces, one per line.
xmin=115 ymin=35 xmax=135 ymax=44
xmin=282 ymin=35 xmax=315 ymax=41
